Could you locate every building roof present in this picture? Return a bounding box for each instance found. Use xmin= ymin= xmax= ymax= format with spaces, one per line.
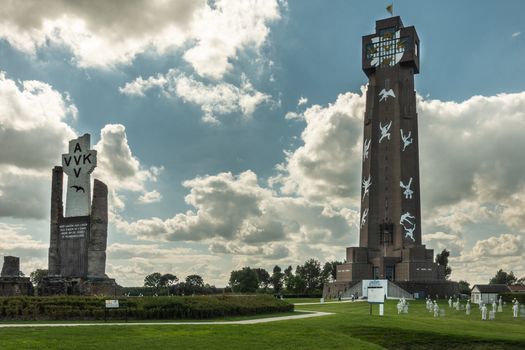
xmin=471 ymin=284 xmax=510 ymax=293
xmin=508 ymin=285 xmax=525 ymax=292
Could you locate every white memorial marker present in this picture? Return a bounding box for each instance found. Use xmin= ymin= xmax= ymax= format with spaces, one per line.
xmin=62 ymin=134 xmax=97 ymax=217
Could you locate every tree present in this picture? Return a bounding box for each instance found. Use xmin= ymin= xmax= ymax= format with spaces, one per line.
xmin=322 ymin=261 xmax=342 ymax=283
xmin=270 ymin=265 xmax=284 ymax=293
xmin=435 ymin=249 xmax=452 ymax=279
xmin=160 ymin=273 xmax=178 ymax=287
xmin=229 ymin=267 xmax=259 ymax=293
xmin=144 ymin=272 xmax=162 ymax=289
xmin=283 ymin=265 xmax=294 ymax=292
xmin=185 ymin=274 xmax=204 ymax=287
xmin=253 ymin=268 xmax=270 ymax=289
xmin=30 ymin=269 xmax=48 ymax=287
xmin=458 ymin=280 xmax=471 ymax=295
xmin=296 ymin=259 xmax=322 ymax=293
xmin=489 ymin=269 xmax=517 ymax=285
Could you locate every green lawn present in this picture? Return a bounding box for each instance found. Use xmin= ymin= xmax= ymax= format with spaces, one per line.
xmin=0 ymin=300 xmax=523 ymax=350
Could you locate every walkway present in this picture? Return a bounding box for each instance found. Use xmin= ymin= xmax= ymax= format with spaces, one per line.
xmin=0 ymin=310 xmax=333 ymax=328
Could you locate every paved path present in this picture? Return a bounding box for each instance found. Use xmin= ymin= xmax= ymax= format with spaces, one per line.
xmin=294 ymin=300 xmax=364 ymax=306
xmin=0 ymin=310 xmax=334 ymax=328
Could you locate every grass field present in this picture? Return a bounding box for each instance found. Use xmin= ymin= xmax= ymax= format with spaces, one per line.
xmin=0 ymin=299 xmax=523 ymax=349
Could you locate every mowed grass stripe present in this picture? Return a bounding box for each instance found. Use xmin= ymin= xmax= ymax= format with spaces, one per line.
xmin=0 ymin=300 xmax=524 ymax=350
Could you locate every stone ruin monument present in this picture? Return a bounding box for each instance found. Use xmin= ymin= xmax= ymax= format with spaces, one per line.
xmin=41 ymin=133 xmax=120 ymax=296
xmin=0 ymin=256 xmax=33 ymax=296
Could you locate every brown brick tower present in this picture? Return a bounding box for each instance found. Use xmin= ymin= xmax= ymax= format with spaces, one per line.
xmin=336 ymin=17 xmax=444 ymax=284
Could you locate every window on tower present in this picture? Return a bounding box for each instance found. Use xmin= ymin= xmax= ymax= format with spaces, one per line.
xmin=367 ymin=27 xmax=411 ymax=68
xmin=380 ymin=222 xmax=394 ymax=244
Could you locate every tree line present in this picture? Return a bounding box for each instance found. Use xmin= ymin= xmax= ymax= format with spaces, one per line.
xmin=140 ymin=272 xmax=218 ymax=295
xmin=228 ymin=258 xmax=342 ymax=294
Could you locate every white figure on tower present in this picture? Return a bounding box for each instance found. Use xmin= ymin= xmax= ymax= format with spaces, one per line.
xmin=400 ymin=129 xmax=413 ymax=151
xmin=379 ymin=121 xmax=392 ymax=143
xmin=402 ymin=224 xmax=416 ymax=241
xmin=362 ymin=175 xmax=372 ymax=200
xmin=363 ymin=139 xmax=371 ymax=162
xmin=400 ymin=177 xmax=414 ymax=199
xmin=400 ymin=212 xmax=415 ymax=226
xmin=379 ymin=88 xmax=396 ymax=102
xmin=361 ymin=208 xmax=369 ymax=228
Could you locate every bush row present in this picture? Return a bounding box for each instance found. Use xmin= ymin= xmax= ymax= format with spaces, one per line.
xmin=0 ymin=295 xmax=293 ymax=321
xmin=500 ymin=293 xmax=525 ymax=304
xmin=280 ymin=294 xmax=323 ymax=299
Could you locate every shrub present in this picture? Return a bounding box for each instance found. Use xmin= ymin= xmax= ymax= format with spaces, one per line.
xmin=0 ymin=295 xmax=293 ymax=321
xmin=500 ymin=293 xmax=525 ymax=304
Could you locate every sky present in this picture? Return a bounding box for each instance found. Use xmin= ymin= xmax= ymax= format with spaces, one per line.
xmin=1 ymin=0 xmax=524 ymax=287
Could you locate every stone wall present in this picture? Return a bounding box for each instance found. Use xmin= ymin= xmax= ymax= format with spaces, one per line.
xmin=88 ymin=179 xmax=108 ymax=278
xmin=394 ymin=280 xmax=459 ymax=299
xmin=0 ymin=277 xmax=33 ymax=296
xmin=48 ymin=166 xmax=63 ymax=276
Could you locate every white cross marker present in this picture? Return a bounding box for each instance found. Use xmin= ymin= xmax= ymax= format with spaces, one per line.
xmin=62 ymin=134 xmax=97 ymax=217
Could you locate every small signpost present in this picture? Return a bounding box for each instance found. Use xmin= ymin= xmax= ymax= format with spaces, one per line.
xmin=367 ymin=280 xmax=386 ymax=316
xmin=104 ymin=299 xmax=127 ymax=322
xmin=105 ymin=300 xmax=119 ymax=308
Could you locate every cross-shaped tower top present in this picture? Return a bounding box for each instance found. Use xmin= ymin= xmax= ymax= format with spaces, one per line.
xmin=62 ymin=134 xmax=97 ymax=217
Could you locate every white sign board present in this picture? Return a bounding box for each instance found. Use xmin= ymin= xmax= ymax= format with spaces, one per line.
xmin=362 ymin=279 xmax=388 ymax=297
xmin=367 ymin=286 xmax=385 ymax=304
xmin=105 ymin=300 xmax=119 ymax=308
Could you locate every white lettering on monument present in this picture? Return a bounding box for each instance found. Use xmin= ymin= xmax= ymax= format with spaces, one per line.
xmin=62 ymin=134 xmax=97 ymax=217
xmin=59 ymin=222 xmax=89 ymax=239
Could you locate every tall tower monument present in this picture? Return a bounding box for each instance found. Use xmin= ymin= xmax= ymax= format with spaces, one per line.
xmin=336 ymin=17 xmax=444 ymax=284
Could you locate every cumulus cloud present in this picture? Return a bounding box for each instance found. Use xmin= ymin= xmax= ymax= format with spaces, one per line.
xmin=106 ymin=243 xmax=223 ymax=286
xmin=271 ymin=88 xmax=366 ymax=208
xmin=116 ymin=170 xmax=355 ymax=265
xmin=0 ymin=223 xmax=48 ymax=253
xmin=120 ymin=70 xmax=270 ymax=123
xmin=0 ymin=0 xmax=281 ymax=78
xmin=137 ymin=190 xmax=162 ymax=204
xmin=0 ymin=71 xmax=77 ymax=219
xmin=468 ymin=234 xmax=523 ymax=260
xmin=424 ymin=231 xmax=464 ymax=257
xmin=93 ymin=124 xmax=162 ymax=210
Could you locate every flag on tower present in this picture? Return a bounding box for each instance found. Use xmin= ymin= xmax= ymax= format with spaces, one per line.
xmin=386 ymin=4 xmax=393 ymax=16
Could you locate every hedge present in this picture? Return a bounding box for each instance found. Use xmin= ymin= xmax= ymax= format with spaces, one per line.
xmin=0 ymin=295 xmax=293 ymax=321
xmin=500 ymin=293 xmax=525 ymax=304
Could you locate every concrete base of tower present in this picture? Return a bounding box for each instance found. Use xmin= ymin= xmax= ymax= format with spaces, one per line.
xmin=336 ymin=244 xmax=446 ymax=282
xmin=39 ymin=276 xmax=122 ymax=296
xmin=394 ymin=280 xmax=459 ymax=299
